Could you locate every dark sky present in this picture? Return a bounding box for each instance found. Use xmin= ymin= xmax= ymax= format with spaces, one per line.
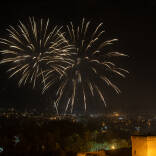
xmin=0 ymin=0 xmax=156 ymax=113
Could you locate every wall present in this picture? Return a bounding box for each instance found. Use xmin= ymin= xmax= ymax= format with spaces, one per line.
xmin=131 ymin=136 xmax=156 ymax=156
xmin=131 ymin=136 xmax=147 ymax=156
xmin=147 ymin=136 xmax=156 ymax=156
xmin=77 ymin=153 xmax=85 ymax=156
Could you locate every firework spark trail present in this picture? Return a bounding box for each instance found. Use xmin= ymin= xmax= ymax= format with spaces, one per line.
xmin=0 ymin=17 xmax=73 ymax=88
xmin=47 ymin=18 xmax=128 ymax=113
xmin=0 ymin=17 xmax=128 ymax=113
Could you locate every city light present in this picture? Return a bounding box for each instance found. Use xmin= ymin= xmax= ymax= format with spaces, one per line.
xmin=111 ymin=145 xmax=115 ymax=150
xmin=0 ymin=147 xmax=3 ymax=153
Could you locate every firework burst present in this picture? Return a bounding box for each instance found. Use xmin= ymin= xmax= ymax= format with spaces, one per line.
xmin=46 ymin=18 xmax=128 ymax=113
xmin=0 ymin=17 xmax=73 ymax=88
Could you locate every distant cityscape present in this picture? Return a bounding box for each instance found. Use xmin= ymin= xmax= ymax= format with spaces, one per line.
xmin=0 ymin=108 xmax=156 ymax=136
xmin=0 ymin=108 xmax=156 ymax=156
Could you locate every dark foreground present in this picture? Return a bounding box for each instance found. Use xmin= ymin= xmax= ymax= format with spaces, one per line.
xmin=0 ymin=114 xmax=133 ymax=156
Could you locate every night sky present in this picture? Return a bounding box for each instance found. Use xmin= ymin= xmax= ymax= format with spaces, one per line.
xmin=0 ymin=0 xmax=156 ymax=113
